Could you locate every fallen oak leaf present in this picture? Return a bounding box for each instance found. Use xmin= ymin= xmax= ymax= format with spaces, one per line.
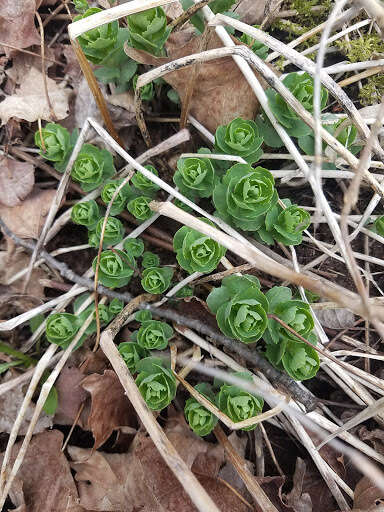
xmin=0 ymin=156 xmax=34 ymax=207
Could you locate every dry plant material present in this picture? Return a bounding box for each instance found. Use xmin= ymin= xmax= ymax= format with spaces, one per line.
xmin=81 ymin=369 xmax=138 ymax=449
xmin=0 ymin=157 xmax=34 ymax=207
xmin=315 ymin=307 xmax=356 ymax=330
xmin=0 ymin=67 xmax=71 ymax=124
xmin=125 ymin=30 xmax=261 ymax=132
xmin=53 ymin=365 xmax=89 ymax=427
xmin=282 ymin=458 xmax=312 ymax=512
xmin=0 ymin=0 xmax=40 ymax=54
xmin=353 ymin=476 xmax=384 ymax=510
xmin=235 ymin=0 xmax=281 ymax=24
xmin=0 ymin=187 xmax=58 ymax=239
xmin=0 ymin=430 xmax=80 ymax=511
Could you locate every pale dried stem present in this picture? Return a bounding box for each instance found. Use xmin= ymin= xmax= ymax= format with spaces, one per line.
xmin=338 ymin=66 xmax=384 ymax=87
xmin=325 ymin=58 xmax=384 ymax=74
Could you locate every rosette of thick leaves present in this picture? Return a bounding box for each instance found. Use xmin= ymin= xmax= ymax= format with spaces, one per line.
xmin=76 ymin=304 xmax=112 ymax=339
xmin=135 ymin=357 xmax=176 ymax=410
xmin=75 ymin=8 xmax=118 ymax=64
xmin=71 ymin=200 xmax=100 ymax=230
xmin=92 ymin=249 xmax=135 ymax=288
xmin=131 ymin=165 xmax=160 ymax=195
xmin=46 ymin=313 xmax=79 ymax=348
xmin=34 ymin=123 xmax=75 ymax=172
xmin=109 ymin=298 xmax=124 ymax=315
xmin=127 ymin=7 xmax=171 ymax=56
xmin=72 ymin=144 xmax=115 ymax=192
xmin=173 ymin=219 xmax=226 ymax=274
xmin=214 ymin=118 xmax=263 ymax=165
xmin=142 ymin=251 xmax=160 ymax=269
xmin=207 ymin=275 xmax=268 ymax=343
xmin=95 ymin=217 xmax=124 ymax=248
xmin=264 ymin=286 xmax=314 ymax=345
xmin=266 ymin=338 xmax=319 ymax=381
xmin=101 ymin=179 xmax=133 ymax=216
xmin=213 ymin=163 xmax=277 ymax=231
xmin=256 ymin=199 xmax=310 ymax=246
xmin=132 ymin=320 xmax=173 ymax=350
xmin=141 ymin=266 xmax=174 ymax=294
xmin=173 ymin=157 xmax=216 ymax=198
xmin=266 ymin=72 xmax=328 ymax=137
xmin=118 ymin=342 xmax=149 ymax=373
xmin=124 ymin=238 xmax=145 ymax=258
xmin=127 ymin=196 xmax=153 ymax=221
xmin=217 ymin=372 xmax=264 ymax=431
xmin=184 ymin=383 xmax=218 ymax=437
xmin=135 ymin=310 xmax=152 ymax=322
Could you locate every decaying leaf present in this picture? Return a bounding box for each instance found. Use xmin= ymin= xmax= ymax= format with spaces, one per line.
xmin=315 ymin=307 xmax=355 ymax=329
xmin=54 ymin=365 xmax=89 ymax=428
xmin=81 ymin=369 xmax=137 ymax=449
xmin=125 ymin=30 xmax=261 ymax=132
xmin=234 ymin=0 xmax=282 ymax=24
xmin=0 ymin=371 xmax=52 ymax=434
xmin=0 ymin=156 xmax=34 ymax=207
xmin=0 ymin=430 xmax=80 ymax=512
xmin=0 ymin=187 xmax=57 ymax=239
xmin=0 ymin=0 xmax=40 ymax=54
xmin=354 ymin=476 xmax=384 ymax=510
xmin=0 ymin=67 xmax=71 ymax=124
xmin=283 ymin=458 xmax=313 ymax=512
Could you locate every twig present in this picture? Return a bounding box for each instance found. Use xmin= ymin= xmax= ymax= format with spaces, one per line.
xmin=168 ymin=0 xmax=211 ymax=31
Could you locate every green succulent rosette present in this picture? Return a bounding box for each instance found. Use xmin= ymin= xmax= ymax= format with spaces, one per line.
xmin=127 ymin=7 xmax=171 ymax=56
xmin=207 ymin=274 xmax=268 ymax=343
xmin=173 ymin=219 xmax=226 ymax=274
xmin=264 ymin=286 xmax=315 ymax=345
xmin=34 ymin=123 xmax=75 ymax=172
xmin=173 ymin=157 xmax=216 ymax=199
xmin=127 ymin=196 xmax=153 ymax=221
xmin=108 ymin=298 xmax=124 ymax=315
xmin=240 ymin=29 xmax=268 ymax=59
xmin=214 ymin=118 xmax=263 ymax=165
xmin=72 ymin=144 xmax=115 ymax=192
xmin=123 ymin=238 xmax=145 ymax=258
xmin=266 ymin=72 xmax=328 ymax=138
xmin=131 ymin=165 xmax=160 ymax=195
xmin=213 ymin=163 xmax=277 ymax=231
xmin=101 ymin=179 xmax=133 ymax=216
xmin=131 ymin=320 xmax=173 ymax=350
xmin=133 ymin=75 xmax=155 ymax=101
xmin=93 ymin=249 xmax=135 ymax=288
xmin=141 ymin=266 xmax=174 ymax=294
xmin=75 ymin=302 xmax=112 ymax=340
xmin=265 ymin=337 xmax=319 ymax=381
xmin=75 ymin=8 xmax=118 ymax=64
xmin=142 ymin=251 xmax=160 ymax=268
xmin=184 ymin=383 xmax=218 ymax=437
xmin=46 ymin=313 xmax=79 ymax=348
xmin=118 ymin=341 xmax=149 ymax=373
xmin=71 ymin=200 xmax=100 ymax=230
xmin=256 ymin=199 xmax=310 ymax=246
xmin=94 ymin=217 xmax=124 ymax=248
xmin=217 ymin=372 xmax=264 ymax=431
xmin=134 ymin=310 xmax=152 ymax=322
xmin=135 ymin=357 xmax=176 ymax=410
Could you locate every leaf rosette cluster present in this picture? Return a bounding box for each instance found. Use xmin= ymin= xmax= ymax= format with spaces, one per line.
xmin=141 ymin=266 xmax=174 ymax=294
xmin=173 ymin=157 xmax=216 ymax=198
xmin=71 ymin=200 xmax=100 ymax=230
xmin=184 ymin=383 xmax=218 ymax=436
xmin=127 ymin=7 xmax=171 ymax=56
xmin=135 ymin=357 xmax=176 ymax=410
xmin=131 ymin=320 xmax=173 ymax=350
xmin=93 ymin=249 xmax=135 ymax=288
xmin=214 ymin=118 xmax=263 ymax=165
xmin=72 ymin=144 xmax=115 ymax=192
xmin=75 ymin=8 xmax=118 ymax=64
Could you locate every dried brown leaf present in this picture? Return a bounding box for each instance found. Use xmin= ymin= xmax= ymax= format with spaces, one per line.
xmin=0 ymin=187 xmax=57 ymax=239
xmin=283 ymin=458 xmax=312 ymax=512
xmin=315 ymin=307 xmax=355 ymax=329
xmin=0 ymin=430 xmax=80 ymax=512
xmin=54 ymin=366 xmax=89 ymax=428
xmin=0 ymin=0 xmax=40 ymax=54
xmin=354 ymin=476 xmax=384 ymax=510
xmin=125 ymin=30 xmax=261 ymax=132
xmin=234 ymin=0 xmax=281 ymax=25
xmin=0 ymin=156 xmax=34 ymax=207
xmin=0 ymin=67 xmax=71 ymax=124
xmin=81 ymin=369 xmax=137 ymax=450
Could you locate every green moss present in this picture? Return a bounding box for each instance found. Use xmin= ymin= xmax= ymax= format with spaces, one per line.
xmin=359 ymin=74 xmax=384 ymax=106
xmin=336 ymin=34 xmax=384 ymax=63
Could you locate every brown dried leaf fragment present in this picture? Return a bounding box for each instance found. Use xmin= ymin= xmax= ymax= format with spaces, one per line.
xmin=54 ymin=366 xmax=89 ymax=428
xmin=0 ymin=156 xmax=34 ymax=207
xmin=354 ymin=476 xmax=384 ymax=511
xmin=0 ymin=0 xmax=40 ymax=55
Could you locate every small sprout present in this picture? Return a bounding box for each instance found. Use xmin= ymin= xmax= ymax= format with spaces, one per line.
xmin=135 ymin=357 xmax=177 ymax=410
xmin=374 ymin=216 xmax=384 ymax=237
xmin=123 ymin=238 xmax=145 ymax=258
xmin=132 ymin=320 xmax=173 ymax=350
xmin=134 ymin=310 xmax=152 ymax=323
xmin=184 ymin=383 xmax=218 ymax=436
xmin=142 ymin=251 xmax=160 ymax=269
xmin=133 ymin=75 xmax=155 ymax=101
xmin=71 ymin=144 xmax=115 ymax=192
xmin=266 ymin=338 xmax=319 ymax=381
xmin=108 ymin=298 xmax=124 ymax=315
xmin=95 ymin=217 xmax=125 ymax=248
xmin=46 ymin=313 xmax=79 ymax=348
xmin=141 ymin=266 xmax=174 ymax=294
xmin=217 ymin=372 xmax=264 ymax=431
xmin=34 ymin=123 xmax=75 ymax=172
xmin=71 ymin=200 xmax=100 ymax=230
xmin=174 ymin=285 xmax=194 ymax=298
xmin=173 ymin=219 xmax=226 ymax=274
xmin=127 ymin=196 xmax=153 ymax=221
xmin=73 ymin=0 xmax=88 ymax=13
xmin=118 ymin=342 xmax=149 ymax=373
xmin=173 ymin=157 xmax=217 ymax=199
xmin=127 ymin=7 xmax=171 ymax=56
xmin=131 ymin=165 xmax=160 ymax=195
xmin=214 ymin=117 xmax=263 ymax=165
xmin=240 ymin=28 xmax=269 ymax=60
xmin=213 ymin=163 xmax=277 ymax=231
xmin=75 ymin=8 xmax=118 ymax=64
xmin=207 ymin=275 xmax=268 ymax=343
xmin=93 ymin=249 xmax=135 ymax=289
xmin=101 ymin=179 xmax=133 ymax=216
